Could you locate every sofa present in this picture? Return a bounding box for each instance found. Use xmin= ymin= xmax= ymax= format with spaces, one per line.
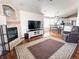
xmin=65 ymin=26 xmax=79 ymax=43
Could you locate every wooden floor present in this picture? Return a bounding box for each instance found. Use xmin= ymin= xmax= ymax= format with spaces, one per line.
xmin=0 ymin=36 xmax=42 ymax=59
xmin=0 ymin=32 xmax=79 ymax=59
xmin=50 ymin=32 xmax=62 ymax=39
xmin=71 ymin=44 xmax=79 ymax=59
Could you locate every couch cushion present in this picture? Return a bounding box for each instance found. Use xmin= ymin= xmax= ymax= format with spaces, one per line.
xmin=65 ymin=33 xmax=79 ymax=43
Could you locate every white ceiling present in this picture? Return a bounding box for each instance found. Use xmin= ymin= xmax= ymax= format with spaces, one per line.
xmin=10 ymin=0 xmax=78 ymax=17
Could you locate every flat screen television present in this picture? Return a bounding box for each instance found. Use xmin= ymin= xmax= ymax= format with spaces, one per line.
xmin=28 ymin=21 xmax=41 ymax=30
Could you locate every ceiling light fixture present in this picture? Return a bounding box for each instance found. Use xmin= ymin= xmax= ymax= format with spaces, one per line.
xmin=50 ymin=0 xmax=52 ymax=2
xmin=38 ymin=0 xmax=52 ymax=2
xmin=49 ymin=0 xmax=53 ymax=5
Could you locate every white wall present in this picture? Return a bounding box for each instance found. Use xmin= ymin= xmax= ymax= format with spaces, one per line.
xmin=43 ymin=17 xmax=50 ymax=29
xmin=43 ymin=17 xmax=50 ymax=37
xmin=0 ymin=15 xmax=6 ymax=25
xmin=20 ymin=10 xmax=43 ymax=37
xmin=76 ymin=9 xmax=79 ymax=26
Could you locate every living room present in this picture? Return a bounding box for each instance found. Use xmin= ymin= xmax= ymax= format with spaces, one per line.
xmin=0 ymin=0 xmax=79 ymax=59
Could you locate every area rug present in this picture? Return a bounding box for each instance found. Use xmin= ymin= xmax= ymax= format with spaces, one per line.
xmin=15 ymin=37 xmax=77 ymax=59
xmin=28 ymin=39 xmax=64 ymax=59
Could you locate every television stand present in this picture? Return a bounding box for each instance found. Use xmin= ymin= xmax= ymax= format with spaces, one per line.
xmin=24 ymin=29 xmax=43 ymax=41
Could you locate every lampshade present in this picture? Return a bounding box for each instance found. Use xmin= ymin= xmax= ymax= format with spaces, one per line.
xmin=0 ymin=15 xmax=6 ymax=25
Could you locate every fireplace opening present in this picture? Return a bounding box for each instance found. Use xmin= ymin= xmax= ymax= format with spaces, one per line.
xmin=7 ymin=27 xmax=18 ymax=42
